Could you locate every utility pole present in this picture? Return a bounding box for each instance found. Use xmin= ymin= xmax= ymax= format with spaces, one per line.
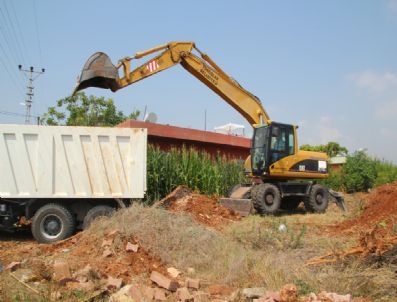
xmin=19 ymin=65 xmax=45 ymax=124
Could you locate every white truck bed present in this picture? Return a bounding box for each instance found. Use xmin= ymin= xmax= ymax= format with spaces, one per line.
xmin=0 ymin=124 xmax=147 ymax=199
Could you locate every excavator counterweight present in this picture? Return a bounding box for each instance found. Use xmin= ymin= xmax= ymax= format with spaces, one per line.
xmin=73 ymin=52 xmax=120 ymax=94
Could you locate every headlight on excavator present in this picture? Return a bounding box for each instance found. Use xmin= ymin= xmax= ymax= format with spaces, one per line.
xmin=318 ymin=160 xmax=327 ymax=172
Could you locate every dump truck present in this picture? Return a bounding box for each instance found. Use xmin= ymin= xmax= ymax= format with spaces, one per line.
xmin=73 ymin=41 xmax=345 ymax=216
xmin=0 ymin=124 xmax=147 ymax=243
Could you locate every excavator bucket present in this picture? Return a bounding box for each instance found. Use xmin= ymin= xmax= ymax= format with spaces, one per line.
xmin=73 ymin=52 xmax=120 ymax=94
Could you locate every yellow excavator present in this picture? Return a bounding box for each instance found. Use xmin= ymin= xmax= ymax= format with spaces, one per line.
xmin=73 ymin=41 xmax=345 ymax=215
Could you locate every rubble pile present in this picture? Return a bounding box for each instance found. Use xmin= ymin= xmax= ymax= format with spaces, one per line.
xmin=155 ymin=185 xmax=240 ymax=229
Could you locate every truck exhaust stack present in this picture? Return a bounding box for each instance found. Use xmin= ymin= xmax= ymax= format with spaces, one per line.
xmin=73 ymin=52 xmax=120 ymax=94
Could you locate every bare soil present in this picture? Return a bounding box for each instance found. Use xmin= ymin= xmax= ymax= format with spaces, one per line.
xmin=156 ymin=185 xmax=240 ymax=229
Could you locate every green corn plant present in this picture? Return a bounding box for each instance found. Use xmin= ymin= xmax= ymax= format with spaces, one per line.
xmin=145 ymin=145 xmax=247 ymax=205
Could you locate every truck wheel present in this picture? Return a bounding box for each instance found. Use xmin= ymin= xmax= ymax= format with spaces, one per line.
xmin=227 ymin=184 xmax=251 ymax=199
xmin=83 ymin=205 xmax=115 ymax=230
xmin=304 ymin=184 xmax=329 ymax=213
xmin=252 ymin=183 xmax=281 ymax=214
xmin=31 ymin=203 xmax=75 ymax=243
xmin=281 ymin=197 xmax=301 ymax=211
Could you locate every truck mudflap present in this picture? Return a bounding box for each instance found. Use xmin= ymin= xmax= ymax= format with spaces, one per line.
xmin=329 ymin=190 xmax=347 ymax=212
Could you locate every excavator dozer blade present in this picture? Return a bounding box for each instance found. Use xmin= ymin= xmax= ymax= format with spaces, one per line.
xmin=73 ymin=52 xmax=120 ymax=95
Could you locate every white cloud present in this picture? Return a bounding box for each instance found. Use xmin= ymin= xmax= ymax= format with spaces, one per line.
xmin=388 ymin=0 xmax=397 ymax=12
xmin=347 ymin=70 xmax=397 ymax=92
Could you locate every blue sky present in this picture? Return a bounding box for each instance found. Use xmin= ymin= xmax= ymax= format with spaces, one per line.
xmin=1 ymin=0 xmax=397 ymax=162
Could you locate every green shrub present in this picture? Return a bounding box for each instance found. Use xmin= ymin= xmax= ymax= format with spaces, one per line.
xmin=374 ymin=159 xmax=397 ymax=187
xmin=342 ymin=151 xmax=377 ymax=193
xmin=320 ymin=168 xmax=343 ymax=191
xmin=145 ymin=145 xmax=247 ymax=204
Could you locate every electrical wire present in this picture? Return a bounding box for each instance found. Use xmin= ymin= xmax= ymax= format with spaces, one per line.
xmin=0 ymin=110 xmax=40 ymax=119
xmin=8 ymin=0 xmax=30 ymax=66
xmin=0 ymin=42 xmax=25 ymax=97
xmin=0 ymin=4 xmax=26 ymax=68
xmin=32 ymin=0 xmax=42 ymax=66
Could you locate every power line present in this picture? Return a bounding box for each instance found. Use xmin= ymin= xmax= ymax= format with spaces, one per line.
xmin=32 ymin=0 xmax=42 ymax=66
xmin=0 ymin=110 xmax=41 ymax=125
xmin=0 ymin=42 xmax=25 ymax=97
xmin=3 ymin=0 xmax=28 ymax=66
xmin=8 ymin=0 xmax=30 ymax=65
xmin=0 ymin=4 xmax=26 ymax=68
xmin=0 ymin=110 xmax=40 ymax=118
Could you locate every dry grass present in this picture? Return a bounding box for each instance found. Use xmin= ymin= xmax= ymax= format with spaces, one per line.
xmin=84 ymin=203 xmax=397 ymax=301
xmin=1 ymin=196 xmax=396 ymax=301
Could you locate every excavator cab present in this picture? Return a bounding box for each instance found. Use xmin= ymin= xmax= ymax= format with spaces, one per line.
xmin=73 ymin=52 xmax=120 ymax=94
xmin=251 ymin=122 xmax=296 ymax=176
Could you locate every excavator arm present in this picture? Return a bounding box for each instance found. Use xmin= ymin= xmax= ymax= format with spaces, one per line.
xmin=74 ymin=41 xmax=270 ymax=126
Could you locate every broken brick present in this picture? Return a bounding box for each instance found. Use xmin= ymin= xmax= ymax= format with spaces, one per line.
xmin=5 ymin=261 xmax=21 ymax=272
xmin=207 ymin=284 xmax=236 ymax=296
xmin=150 ymin=271 xmax=179 ymax=291
xmin=107 ymin=229 xmax=119 ymax=237
xmin=186 ymin=278 xmax=200 ymax=289
xmin=103 ymin=248 xmax=113 ymax=258
xmin=107 ymin=276 xmax=123 ymax=290
xmin=53 ymin=260 xmax=71 ymax=281
xmin=167 ymin=267 xmax=181 ymax=278
xmin=154 ymin=288 xmax=167 ymax=301
xmin=193 ymin=291 xmax=210 ymax=302
xmin=125 ymin=242 xmax=139 ymax=253
xmin=176 ymin=287 xmax=193 ymax=302
xmin=102 ymin=238 xmax=113 ymax=247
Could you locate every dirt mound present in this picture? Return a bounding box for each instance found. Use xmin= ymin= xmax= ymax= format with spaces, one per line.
xmin=335 ymin=182 xmax=397 ymax=234
xmin=318 ymin=182 xmax=397 ymax=262
xmin=156 ymin=186 xmax=240 ymax=229
xmin=0 ymin=229 xmax=167 ymax=286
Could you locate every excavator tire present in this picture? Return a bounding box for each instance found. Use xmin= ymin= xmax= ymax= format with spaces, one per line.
xmin=304 ymin=184 xmax=329 ymax=213
xmin=281 ymin=197 xmax=302 ymax=211
xmin=251 ymin=183 xmax=281 ymax=215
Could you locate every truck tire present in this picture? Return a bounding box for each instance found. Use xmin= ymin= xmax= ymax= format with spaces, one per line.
xmin=304 ymin=184 xmax=329 ymax=213
xmin=83 ymin=205 xmax=115 ymax=230
xmin=251 ymin=183 xmax=281 ymax=214
xmin=281 ymin=197 xmax=301 ymax=211
xmin=31 ymin=203 xmax=75 ymax=243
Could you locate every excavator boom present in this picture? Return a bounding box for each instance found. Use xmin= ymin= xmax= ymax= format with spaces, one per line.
xmin=74 ymin=41 xmax=270 ymax=125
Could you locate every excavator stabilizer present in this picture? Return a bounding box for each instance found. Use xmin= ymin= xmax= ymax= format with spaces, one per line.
xmin=73 ymin=52 xmax=120 ymax=95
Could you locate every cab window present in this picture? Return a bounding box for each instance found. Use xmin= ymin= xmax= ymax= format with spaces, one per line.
xmin=270 ymin=125 xmax=294 ymax=164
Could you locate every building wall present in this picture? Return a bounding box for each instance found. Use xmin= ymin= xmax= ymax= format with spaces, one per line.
xmin=118 ymin=120 xmax=251 ymax=160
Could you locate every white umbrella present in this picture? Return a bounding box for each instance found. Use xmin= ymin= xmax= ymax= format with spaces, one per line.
xmin=214 ymin=123 xmax=245 ymax=135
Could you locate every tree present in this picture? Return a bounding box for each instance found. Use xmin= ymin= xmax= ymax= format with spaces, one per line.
xmin=300 ymin=141 xmax=348 ymax=157
xmin=41 ymin=92 xmax=140 ymax=126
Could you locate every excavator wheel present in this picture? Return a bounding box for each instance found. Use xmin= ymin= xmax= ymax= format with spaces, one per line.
xmin=251 ymin=183 xmax=281 ymax=215
xmin=304 ymin=184 xmax=329 ymax=213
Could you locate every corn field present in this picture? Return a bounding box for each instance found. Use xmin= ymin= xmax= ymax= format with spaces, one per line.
xmin=145 ymin=145 xmax=247 ymax=204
